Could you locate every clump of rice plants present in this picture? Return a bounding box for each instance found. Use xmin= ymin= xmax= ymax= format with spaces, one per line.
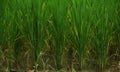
xmin=68 ymin=0 xmax=91 ymax=69
xmin=20 ymin=0 xmax=48 ymax=70
xmin=47 ymin=0 xmax=69 ymax=70
xmin=91 ymin=0 xmax=119 ymax=70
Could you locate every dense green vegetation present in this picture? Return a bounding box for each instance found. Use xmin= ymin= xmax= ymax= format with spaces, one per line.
xmin=0 ymin=0 xmax=120 ymax=72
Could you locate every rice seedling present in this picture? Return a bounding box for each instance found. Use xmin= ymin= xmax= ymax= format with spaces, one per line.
xmin=1 ymin=1 xmax=17 ymax=71
xmin=47 ymin=0 xmax=69 ymax=70
xmin=68 ymin=0 xmax=91 ymax=69
xmin=0 ymin=1 xmax=23 ymax=70
xmin=91 ymin=0 xmax=118 ymax=70
xmin=19 ymin=0 xmax=48 ymax=70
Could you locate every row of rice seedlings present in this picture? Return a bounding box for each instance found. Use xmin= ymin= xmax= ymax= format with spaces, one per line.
xmin=69 ymin=0 xmax=91 ymax=69
xmin=0 ymin=0 xmax=50 ymax=70
xmin=47 ymin=0 xmax=69 ymax=70
xmin=68 ymin=0 xmax=119 ymax=70
xmin=91 ymin=0 xmax=118 ymax=70
xmin=0 ymin=0 xmax=119 ymax=71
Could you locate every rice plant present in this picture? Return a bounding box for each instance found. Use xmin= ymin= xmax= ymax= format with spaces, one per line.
xmin=20 ymin=0 xmax=47 ymax=69
xmin=69 ymin=0 xmax=91 ymax=69
xmin=1 ymin=1 xmax=21 ymax=71
xmin=47 ymin=0 xmax=69 ymax=70
xmin=91 ymin=0 xmax=118 ymax=70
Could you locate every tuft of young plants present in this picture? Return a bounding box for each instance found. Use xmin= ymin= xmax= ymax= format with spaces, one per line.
xmin=21 ymin=0 xmax=48 ymax=70
xmin=91 ymin=0 xmax=117 ymax=70
xmin=69 ymin=0 xmax=91 ymax=69
xmin=47 ymin=0 xmax=69 ymax=70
